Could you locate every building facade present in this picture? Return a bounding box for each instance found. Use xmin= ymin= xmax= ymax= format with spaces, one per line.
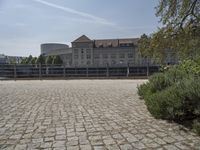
xmin=0 ymin=54 xmax=25 ymax=64
xmin=0 ymin=54 xmax=7 ymax=64
xmin=41 ymin=35 xmax=178 ymax=67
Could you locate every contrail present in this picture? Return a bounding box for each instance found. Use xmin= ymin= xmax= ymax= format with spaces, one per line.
xmin=32 ymin=0 xmax=116 ymax=26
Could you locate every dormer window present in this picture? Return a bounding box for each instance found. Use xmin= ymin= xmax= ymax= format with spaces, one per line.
xmin=107 ymin=43 xmax=112 ymax=48
xmin=99 ymin=44 xmax=103 ymax=48
xmin=120 ymin=43 xmax=134 ymax=47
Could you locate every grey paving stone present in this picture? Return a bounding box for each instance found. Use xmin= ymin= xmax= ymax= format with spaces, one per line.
xmin=164 ymin=145 xmax=180 ymax=150
xmin=132 ymin=141 xmax=146 ymax=149
xmin=120 ymin=143 xmax=133 ymax=150
xmin=0 ymin=80 xmax=199 ymax=149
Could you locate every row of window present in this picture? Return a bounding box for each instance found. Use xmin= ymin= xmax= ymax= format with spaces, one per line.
xmin=94 ymin=53 xmax=134 ymax=59
xmin=74 ymin=53 xmax=134 ymax=59
xmin=95 ymin=43 xmax=134 ymax=48
xmin=74 ymin=59 xmax=135 ymax=66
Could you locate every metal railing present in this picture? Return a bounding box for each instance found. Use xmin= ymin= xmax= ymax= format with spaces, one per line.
xmin=0 ymin=64 xmax=160 ymax=79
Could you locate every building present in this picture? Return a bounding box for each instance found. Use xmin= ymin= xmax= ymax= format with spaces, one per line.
xmin=0 ymin=54 xmax=7 ymax=64
xmin=0 ymin=54 xmax=25 ymax=64
xmin=41 ymin=35 xmax=178 ymax=67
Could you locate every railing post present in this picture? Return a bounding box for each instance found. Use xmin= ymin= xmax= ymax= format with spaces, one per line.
xmin=14 ymin=64 xmax=17 ymax=80
xmin=63 ymin=65 xmax=66 ymax=78
xmin=39 ymin=63 xmax=42 ymax=80
xmin=86 ymin=67 xmax=88 ymax=77
xmin=127 ymin=63 xmax=129 ymax=77
xmin=46 ymin=65 xmax=49 ymax=77
xmin=106 ymin=63 xmax=109 ymax=77
xmin=147 ymin=62 xmax=149 ymax=77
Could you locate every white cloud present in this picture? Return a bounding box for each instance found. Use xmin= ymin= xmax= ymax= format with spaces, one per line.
xmin=32 ymin=0 xmax=116 ymax=26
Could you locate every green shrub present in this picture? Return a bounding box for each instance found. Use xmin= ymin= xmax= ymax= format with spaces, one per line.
xmin=144 ymin=77 xmax=200 ymax=121
xmin=148 ymin=73 xmax=168 ymax=92
xmin=138 ymin=57 xmax=200 ymax=135
xmin=137 ymin=82 xmax=151 ymax=98
xmin=144 ymin=84 xmax=184 ymax=120
xmin=193 ymin=120 xmax=200 ymax=135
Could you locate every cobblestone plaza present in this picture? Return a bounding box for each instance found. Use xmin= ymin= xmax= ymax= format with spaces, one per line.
xmin=0 ymin=80 xmax=199 ymax=150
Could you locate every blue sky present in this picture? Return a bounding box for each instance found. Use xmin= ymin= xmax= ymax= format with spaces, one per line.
xmin=0 ymin=0 xmax=160 ymax=56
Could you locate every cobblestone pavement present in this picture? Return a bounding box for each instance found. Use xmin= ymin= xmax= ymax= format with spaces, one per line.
xmin=0 ymin=80 xmax=199 ymax=150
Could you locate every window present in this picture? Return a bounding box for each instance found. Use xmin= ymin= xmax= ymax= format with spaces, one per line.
xmin=87 ymin=54 xmax=91 ymax=59
xmin=81 ymin=54 xmax=84 ymax=59
xmin=111 ymin=54 xmax=116 ymax=59
xmin=128 ymin=53 xmax=134 ymax=58
xmin=87 ymin=61 xmax=91 ymax=65
xmin=99 ymin=44 xmax=103 ymax=48
xmin=119 ymin=60 xmax=124 ymax=64
xmin=120 ymin=43 xmax=134 ymax=47
xmin=107 ymin=43 xmax=112 ymax=48
xmin=103 ymin=54 xmax=108 ymax=59
xmin=94 ymin=60 xmax=99 ymax=65
xmin=74 ymin=54 xmax=78 ymax=59
xmin=81 ymin=49 xmax=84 ymax=54
xmin=74 ymin=61 xmax=78 ymax=66
xmin=74 ymin=49 xmax=78 ymax=54
xmin=119 ymin=53 xmax=125 ymax=58
xmin=74 ymin=49 xmax=79 ymax=59
xmin=94 ymin=54 xmax=100 ymax=59
xmin=86 ymin=49 xmax=91 ymax=59
xmin=111 ymin=60 xmax=116 ymax=65
xmin=128 ymin=60 xmax=134 ymax=64
xmin=86 ymin=49 xmax=91 ymax=54
xmin=103 ymin=60 xmax=108 ymax=65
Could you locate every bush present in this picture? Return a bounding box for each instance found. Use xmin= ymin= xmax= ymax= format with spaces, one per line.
xmin=138 ymin=57 xmax=200 ymax=135
xmin=137 ymin=82 xmax=151 ymax=99
xmin=193 ymin=120 xmax=200 ymax=135
xmin=144 ymin=77 xmax=200 ymax=121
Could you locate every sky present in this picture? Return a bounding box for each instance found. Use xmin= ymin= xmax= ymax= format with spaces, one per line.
xmin=0 ymin=0 xmax=160 ymax=56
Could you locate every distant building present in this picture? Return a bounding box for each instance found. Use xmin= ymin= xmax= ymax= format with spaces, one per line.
xmin=0 ymin=54 xmax=25 ymax=64
xmin=6 ymin=56 xmax=25 ymax=64
xmin=0 ymin=54 xmax=7 ymax=64
xmin=41 ymin=35 xmax=178 ymax=66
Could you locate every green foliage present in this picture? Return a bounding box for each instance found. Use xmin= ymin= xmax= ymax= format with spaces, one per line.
xmin=138 ymin=58 xmax=200 ymax=135
xmin=156 ymin=0 xmax=200 ymax=29
xmin=30 ymin=57 xmax=37 ymax=64
xmin=52 ymin=56 xmax=63 ymax=65
xmin=193 ymin=120 xmax=200 ymax=135
xmin=27 ymin=55 xmax=33 ymax=64
xmin=8 ymin=57 xmax=17 ymax=64
xmin=45 ymin=56 xmax=54 ymax=64
xmin=36 ymin=55 xmax=45 ymax=64
xmin=138 ymin=34 xmax=152 ymax=58
xmin=138 ymin=0 xmax=200 ymax=62
xmin=144 ymin=77 xmax=200 ymax=121
xmin=20 ymin=55 xmax=63 ymax=65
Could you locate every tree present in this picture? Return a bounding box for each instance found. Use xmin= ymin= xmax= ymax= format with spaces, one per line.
xmin=30 ymin=57 xmax=37 ymax=64
xmin=138 ymin=34 xmax=152 ymax=58
xmin=45 ymin=56 xmax=53 ymax=64
xmin=36 ymin=55 xmax=45 ymax=64
xmin=20 ymin=57 xmax=27 ymax=64
xmin=138 ymin=32 xmax=169 ymax=63
xmin=52 ymin=56 xmax=63 ymax=65
xmin=8 ymin=57 xmax=17 ymax=64
xmin=156 ymin=0 xmax=200 ymax=29
xmin=27 ymin=55 xmax=33 ymax=64
xmin=138 ymin=0 xmax=200 ymax=61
